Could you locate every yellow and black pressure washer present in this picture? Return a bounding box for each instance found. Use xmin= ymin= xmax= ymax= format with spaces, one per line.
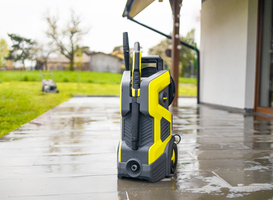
xmin=117 ymin=32 xmax=178 ymax=183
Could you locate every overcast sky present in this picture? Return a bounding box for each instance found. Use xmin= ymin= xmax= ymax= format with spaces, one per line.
xmin=0 ymin=0 xmax=201 ymax=55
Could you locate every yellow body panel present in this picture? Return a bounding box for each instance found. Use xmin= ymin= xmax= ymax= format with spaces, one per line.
xmin=148 ymin=71 xmax=172 ymax=164
xmin=132 ymin=88 xmax=140 ymax=97
xmin=171 ymin=149 xmax=175 ymax=164
xmin=119 ymin=69 xmax=172 ymax=164
xmin=119 ymin=139 xmax=122 ymax=162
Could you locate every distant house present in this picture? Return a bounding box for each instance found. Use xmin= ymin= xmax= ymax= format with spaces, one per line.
xmin=37 ymin=51 xmax=123 ymax=73
xmin=89 ymin=52 xmax=122 ymax=73
xmin=45 ymin=57 xmax=91 ymax=71
xmin=6 ymin=60 xmax=15 ymax=70
xmin=110 ymin=46 xmax=125 ymax=71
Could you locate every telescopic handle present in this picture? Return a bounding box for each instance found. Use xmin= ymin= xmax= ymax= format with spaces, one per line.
xmin=131 ymin=41 xmax=141 ymax=150
xmin=123 ymin=32 xmax=130 ymax=71
xmin=132 ymin=42 xmax=141 ymax=90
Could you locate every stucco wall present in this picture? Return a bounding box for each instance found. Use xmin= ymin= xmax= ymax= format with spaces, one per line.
xmin=200 ymin=0 xmax=257 ymax=109
xmin=245 ymin=0 xmax=258 ymax=109
xmin=90 ymin=54 xmax=121 ymax=73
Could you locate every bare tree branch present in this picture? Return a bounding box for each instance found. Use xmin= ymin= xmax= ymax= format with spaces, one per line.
xmin=45 ymin=9 xmax=88 ymax=70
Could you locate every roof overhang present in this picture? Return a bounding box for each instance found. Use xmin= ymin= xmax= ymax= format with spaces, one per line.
xmin=122 ymin=0 xmax=155 ymax=18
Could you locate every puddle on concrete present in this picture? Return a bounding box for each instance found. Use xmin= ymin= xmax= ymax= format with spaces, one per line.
xmin=1 ymin=97 xmax=273 ymax=199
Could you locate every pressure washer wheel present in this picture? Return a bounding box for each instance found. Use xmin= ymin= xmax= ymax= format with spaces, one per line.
xmin=171 ymin=142 xmax=178 ymax=174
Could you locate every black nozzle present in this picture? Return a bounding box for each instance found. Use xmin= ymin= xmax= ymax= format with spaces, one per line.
xmin=123 ymin=32 xmax=130 ymax=71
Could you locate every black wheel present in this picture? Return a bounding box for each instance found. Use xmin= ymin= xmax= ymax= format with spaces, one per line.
xmin=170 ymin=143 xmax=178 ymax=174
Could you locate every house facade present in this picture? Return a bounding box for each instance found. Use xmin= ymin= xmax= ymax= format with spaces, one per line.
xmin=39 ymin=52 xmax=122 ymax=73
xmin=44 ymin=57 xmax=91 ymax=71
xmin=89 ymin=52 xmax=122 ymax=73
xmin=200 ymin=0 xmax=258 ymax=111
xmin=200 ymin=0 xmax=272 ymax=115
xmin=123 ymin=0 xmax=273 ymax=115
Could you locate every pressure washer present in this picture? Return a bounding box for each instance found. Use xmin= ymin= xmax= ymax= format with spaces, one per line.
xmin=117 ymin=32 xmax=178 ymax=183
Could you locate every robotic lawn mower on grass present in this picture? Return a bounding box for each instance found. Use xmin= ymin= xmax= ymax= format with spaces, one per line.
xmin=117 ymin=32 xmax=179 ymax=183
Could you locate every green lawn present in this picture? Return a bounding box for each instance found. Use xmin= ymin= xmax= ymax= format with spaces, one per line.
xmin=0 ymin=82 xmax=70 ymax=137
xmin=0 ymin=71 xmax=123 ymax=84
xmin=179 ymin=77 xmax=197 ymax=85
xmin=0 ymin=71 xmax=197 ymax=85
xmin=179 ymin=84 xmax=197 ymax=96
xmin=0 ymin=71 xmax=196 ymax=137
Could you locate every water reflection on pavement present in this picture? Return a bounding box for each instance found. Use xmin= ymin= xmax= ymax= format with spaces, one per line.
xmin=0 ymin=97 xmax=273 ymax=199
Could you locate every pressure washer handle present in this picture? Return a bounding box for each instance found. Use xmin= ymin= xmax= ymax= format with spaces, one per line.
xmin=131 ymin=42 xmax=141 ymax=150
xmin=123 ymin=32 xmax=130 ymax=71
xmin=132 ymin=42 xmax=141 ymax=92
xmin=141 ymin=56 xmax=163 ymax=70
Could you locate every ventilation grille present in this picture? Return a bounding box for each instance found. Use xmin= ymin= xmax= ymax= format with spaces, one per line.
xmin=124 ymin=115 xmax=132 ymax=148
xmin=161 ymin=118 xmax=170 ymax=142
xmin=139 ymin=114 xmax=153 ymax=147
xmin=152 ymin=157 xmax=166 ymax=182
xmin=123 ymin=113 xmax=153 ymax=148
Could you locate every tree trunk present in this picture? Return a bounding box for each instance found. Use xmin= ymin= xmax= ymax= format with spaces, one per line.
xmin=45 ymin=60 xmax=48 ymax=71
xmin=22 ymin=59 xmax=25 ymax=70
xmin=69 ymin=56 xmax=74 ymax=71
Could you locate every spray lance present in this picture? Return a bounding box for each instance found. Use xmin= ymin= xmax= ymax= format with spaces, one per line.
xmin=131 ymin=42 xmax=141 ymax=150
xmin=122 ymin=32 xmax=141 ymax=150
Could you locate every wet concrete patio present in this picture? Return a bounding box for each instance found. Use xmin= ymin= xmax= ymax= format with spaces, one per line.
xmin=1 ymin=97 xmax=273 ymax=199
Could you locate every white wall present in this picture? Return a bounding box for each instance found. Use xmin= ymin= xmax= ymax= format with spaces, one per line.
xmin=90 ymin=54 xmax=121 ymax=73
xmin=200 ymin=0 xmax=258 ymax=109
xmin=245 ymin=0 xmax=258 ymax=109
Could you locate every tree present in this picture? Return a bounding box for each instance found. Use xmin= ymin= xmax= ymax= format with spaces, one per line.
xmin=148 ymin=38 xmax=172 ymax=70
xmin=179 ymin=29 xmax=196 ymax=77
xmin=6 ymin=34 xmax=35 ymax=68
xmin=45 ymin=10 xmax=89 ymax=71
xmin=148 ymin=29 xmax=196 ymax=77
xmin=34 ymin=41 xmax=56 ymax=70
xmin=0 ymin=39 xmax=9 ymax=68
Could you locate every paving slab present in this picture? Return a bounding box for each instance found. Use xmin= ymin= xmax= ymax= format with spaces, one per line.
xmin=1 ymin=97 xmax=273 ymax=199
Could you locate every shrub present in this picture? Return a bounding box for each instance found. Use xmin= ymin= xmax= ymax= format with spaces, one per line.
xmin=22 ymin=76 xmax=28 ymax=81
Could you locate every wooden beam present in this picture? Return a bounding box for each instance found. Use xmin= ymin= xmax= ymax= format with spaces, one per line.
xmin=169 ymin=0 xmax=182 ymax=107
